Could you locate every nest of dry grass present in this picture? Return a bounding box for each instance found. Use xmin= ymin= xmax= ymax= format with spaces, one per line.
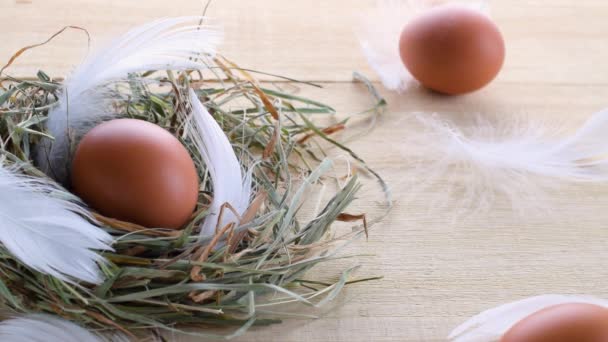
xmin=0 ymin=45 xmax=389 ymax=339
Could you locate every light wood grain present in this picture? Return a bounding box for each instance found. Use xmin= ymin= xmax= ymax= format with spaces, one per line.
xmin=2 ymin=1 xmax=608 ymax=341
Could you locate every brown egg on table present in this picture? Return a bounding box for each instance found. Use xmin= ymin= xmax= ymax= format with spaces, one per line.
xmin=71 ymin=118 xmax=199 ymax=229
xmin=399 ymin=4 xmax=505 ymax=95
xmin=501 ymin=303 xmax=608 ymax=342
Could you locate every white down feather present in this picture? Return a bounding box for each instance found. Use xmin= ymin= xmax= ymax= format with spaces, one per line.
xmin=0 ymin=315 xmax=130 ymax=342
xmin=398 ymin=110 xmax=608 ymax=216
xmin=0 ymin=165 xmax=112 ymax=283
xmin=185 ymin=89 xmax=252 ymax=238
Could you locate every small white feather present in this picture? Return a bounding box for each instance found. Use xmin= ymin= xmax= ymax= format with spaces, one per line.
xmin=398 ymin=110 xmax=608 ymax=216
xmin=186 ymin=89 xmax=252 ymax=238
xmin=0 ymin=315 xmax=130 ymax=342
xmin=449 ymin=294 xmax=608 ymax=342
xmin=36 ymin=16 xmax=222 ymax=184
xmin=0 ymin=166 xmax=112 ymax=283
xmin=356 ymin=0 xmax=489 ymax=91
xmin=0 ymin=315 xmax=103 ymax=342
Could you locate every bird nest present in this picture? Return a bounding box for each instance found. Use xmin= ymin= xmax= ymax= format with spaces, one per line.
xmin=0 ymin=24 xmax=389 ymax=339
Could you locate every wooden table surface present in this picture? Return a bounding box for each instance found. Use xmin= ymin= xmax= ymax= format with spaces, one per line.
xmin=2 ymin=1 xmax=608 ymax=341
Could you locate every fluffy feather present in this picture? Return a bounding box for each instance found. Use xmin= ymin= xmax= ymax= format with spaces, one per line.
xmin=0 ymin=315 xmax=130 ymax=342
xmin=186 ymin=89 xmax=252 ymax=238
xmin=0 ymin=166 xmax=112 ymax=283
xmin=36 ymin=16 xmax=222 ymax=184
xmin=398 ymin=110 xmax=608 ymax=216
xmin=356 ymin=0 xmax=488 ymax=91
xmin=449 ymin=294 xmax=608 ymax=342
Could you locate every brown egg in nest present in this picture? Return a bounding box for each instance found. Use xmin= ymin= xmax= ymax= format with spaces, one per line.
xmin=71 ymin=118 xmax=199 ymax=229
xmin=399 ymin=5 xmax=505 ymax=95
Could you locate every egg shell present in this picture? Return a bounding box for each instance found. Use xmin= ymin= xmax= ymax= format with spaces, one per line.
xmin=71 ymin=119 xmax=199 ymax=229
xmin=399 ymin=5 xmax=505 ymax=95
xmin=501 ymin=303 xmax=608 ymax=342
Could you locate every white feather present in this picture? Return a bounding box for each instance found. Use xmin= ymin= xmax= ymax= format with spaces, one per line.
xmin=398 ymin=110 xmax=608 ymax=216
xmin=36 ymin=17 xmax=222 ymax=184
xmin=186 ymin=89 xmax=252 ymax=238
xmin=0 ymin=315 xmax=130 ymax=342
xmin=0 ymin=315 xmax=103 ymax=342
xmin=356 ymin=0 xmax=489 ymax=91
xmin=0 ymin=166 xmax=112 ymax=283
xmin=449 ymin=294 xmax=608 ymax=342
